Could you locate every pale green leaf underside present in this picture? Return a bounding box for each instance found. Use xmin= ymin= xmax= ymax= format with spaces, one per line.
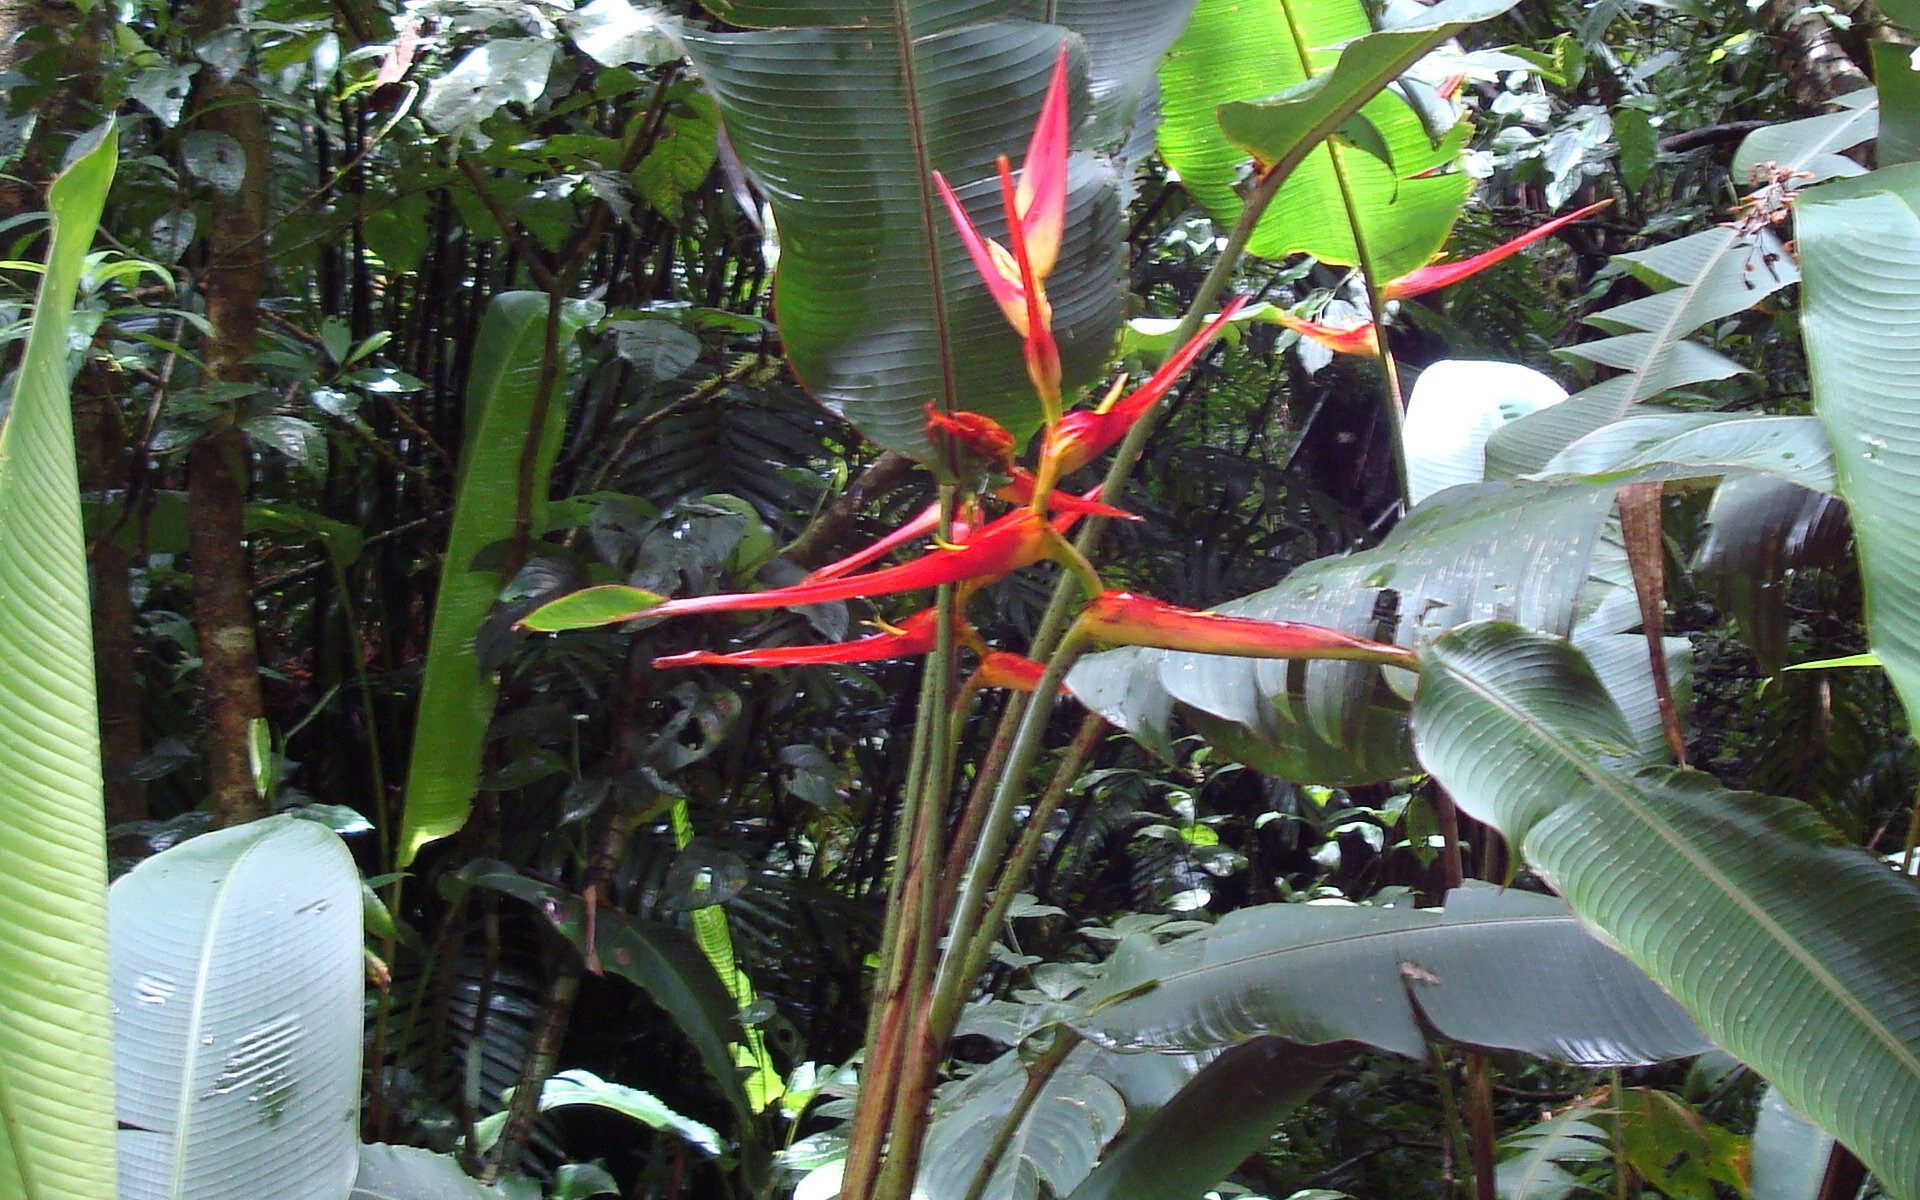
xmin=112 ymin=816 xmax=363 ymax=1200
xmin=1414 ymin=623 xmax=1920 ymax=1198
xmin=0 ymin=126 xmax=119 ymax=1200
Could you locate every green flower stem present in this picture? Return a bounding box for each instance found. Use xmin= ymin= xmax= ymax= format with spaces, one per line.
xmin=928 ymin=629 xmax=1089 ymax=1045
xmin=950 ymin=712 xmax=1105 ymax=1012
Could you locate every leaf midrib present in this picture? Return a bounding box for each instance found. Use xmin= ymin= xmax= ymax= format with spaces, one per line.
xmin=1439 ymin=643 xmax=1920 ymax=1089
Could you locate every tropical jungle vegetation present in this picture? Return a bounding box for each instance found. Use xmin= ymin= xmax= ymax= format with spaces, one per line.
xmin=5 ymin=0 xmax=1920 ymax=1197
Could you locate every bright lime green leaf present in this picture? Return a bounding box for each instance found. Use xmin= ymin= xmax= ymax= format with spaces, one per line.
xmin=398 ymin=293 xmax=600 ymax=865
xmin=1784 ymin=652 xmax=1884 ymax=671
xmin=0 ymin=124 xmax=118 ymax=1200
xmin=520 ymin=584 xmax=665 ymax=632
xmin=1159 ymin=0 xmax=1477 ymax=278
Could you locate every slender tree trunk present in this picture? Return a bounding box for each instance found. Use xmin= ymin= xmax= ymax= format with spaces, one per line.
xmin=187 ymin=0 xmax=270 ymax=825
xmin=73 ymin=368 xmax=145 ymax=824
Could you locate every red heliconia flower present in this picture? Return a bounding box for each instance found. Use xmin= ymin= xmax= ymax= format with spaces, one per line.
xmin=1073 ymin=590 xmax=1418 ymax=669
xmin=638 ymin=493 xmax=1099 ymax=621
xmin=1042 ymin=298 xmax=1249 ymax=477
xmin=972 ymin=650 xmax=1056 ymax=693
xmin=1381 ymin=198 xmax=1612 ymax=301
xmin=652 ymin=609 xmax=945 ymax=670
xmin=1274 ymin=312 xmax=1382 ymax=359
xmin=933 ymin=45 xmax=1072 ymax=421
xmin=927 ymin=405 xmax=1019 ymax=470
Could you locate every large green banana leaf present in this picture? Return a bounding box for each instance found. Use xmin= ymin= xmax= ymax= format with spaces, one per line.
xmin=1799 ymin=161 xmax=1920 ymax=728
xmin=0 ymin=125 xmax=118 ymax=1200
xmin=1533 ymin=412 xmax=1838 ymax=495
xmin=1073 ymin=885 xmax=1711 ymax=1064
xmin=398 ymin=293 xmax=599 ymax=864
xmin=1157 ymin=0 xmax=1480 ymax=278
xmin=1487 ymin=103 xmax=1873 ymax=475
xmin=1067 ymin=481 xmax=1616 ymax=782
xmin=1414 ymin=622 xmax=1920 ymax=1198
xmin=685 ymin=1 xmax=1195 ymax=463
xmin=113 ymin=816 xmax=363 ymax=1200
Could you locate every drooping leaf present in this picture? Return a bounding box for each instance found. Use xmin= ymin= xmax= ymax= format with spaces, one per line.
xmin=459 ymin=863 xmax=755 ymax=1122
xmin=473 ymin=1069 xmax=722 ymax=1157
xmin=0 ymin=125 xmax=118 ymax=1200
xmin=683 ymin=8 xmax=1130 ymax=463
xmin=1692 ymin=476 xmax=1849 ymax=673
xmin=1800 ymin=161 xmax=1920 ymax=731
xmin=915 ymin=1050 xmax=1127 ymax=1200
xmin=1534 ymin=412 xmax=1838 ymax=495
xmin=1495 ymin=1107 xmax=1612 ymax=1200
xmin=419 ymin=39 xmax=557 ymax=147
xmin=1413 ymin=622 xmax=1920 ymax=1197
xmin=1062 ymin=1040 xmax=1351 ymax=1200
xmin=399 ymin=293 xmax=600 ymax=864
xmin=113 ymin=816 xmax=363 ymax=1200
xmin=1486 ymin=106 xmax=1876 ymax=475
xmin=1073 ymin=885 xmax=1711 ymax=1065
xmin=1158 ymin=0 xmax=1480 ymax=278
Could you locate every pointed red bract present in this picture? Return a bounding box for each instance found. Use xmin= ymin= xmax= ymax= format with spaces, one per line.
xmin=1382 ymin=199 xmax=1613 ymax=301
xmin=973 ymin=650 xmax=1057 ymax=693
xmin=653 ymin=609 xmax=943 ymax=669
xmin=1015 ymin=46 xmax=1071 ymax=280
xmin=645 ymin=493 xmax=1097 ymax=620
xmin=1043 ymin=299 xmax=1249 ymax=474
xmin=1274 ymin=312 xmax=1381 ymax=358
xmin=1074 ymin=591 xmax=1417 ymax=668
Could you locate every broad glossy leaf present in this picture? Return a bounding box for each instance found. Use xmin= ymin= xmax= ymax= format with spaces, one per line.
xmin=1693 ymin=476 xmax=1849 ymax=673
xmin=1414 ymin=622 xmax=1920 ymax=1197
xmin=1073 ymin=885 xmax=1711 ymax=1064
xmin=0 ymin=126 xmax=118 ymax=1200
xmin=1215 ymin=0 xmax=1520 ymax=183
xmin=113 ymin=816 xmax=362 ymax=1200
xmin=1063 ymin=1039 xmax=1350 ymax=1200
xmin=1069 ymin=482 xmax=1613 ymax=783
xmin=1800 ymin=162 xmax=1920 ymax=730
xmin=1159 ymin=0 xmax=1474 ymax=277
xmin=683 ymin=8 xmax=1134 ymax=463
xmin=1485 ymin=107 xmax=1878 ymax=475
xmin=1534 ymin=412 xmax=1838 ymax=494
xmin=399 ymin=293 xmax=599 ymax=864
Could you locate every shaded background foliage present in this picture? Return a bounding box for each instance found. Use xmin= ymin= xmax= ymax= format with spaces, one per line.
xmin=2 ymin=0 xmax=1914 ymax=1193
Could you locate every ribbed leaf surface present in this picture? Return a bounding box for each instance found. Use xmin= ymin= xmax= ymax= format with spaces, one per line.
xmin=1534 ymin=412 xmax=1837 ymax=494
xmin=113 ymin=817 xmax=362 ymax=1200
xmin=1068 ymin=482 xmax=1613 ymax=782
xmin=1073 ymin=886 xmax=1711 ymax=1064
xmin=917 ymin=1050 xmax=1126 ymax=1200
xmin=1486 ymin=106 xmax=1875 ymax=475
xmin=1414 ymin=623 xmax=1920 ymax=1197
xmin=0 ymin=127 xmax=119 ymax=1200
xmin=684 ymin=3 xmax=1156 ymax=462
xmin=1800 ymin=161 xmax=1920 ymax=728
xmin=398 ymin=293 xmax=598 ymax=863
